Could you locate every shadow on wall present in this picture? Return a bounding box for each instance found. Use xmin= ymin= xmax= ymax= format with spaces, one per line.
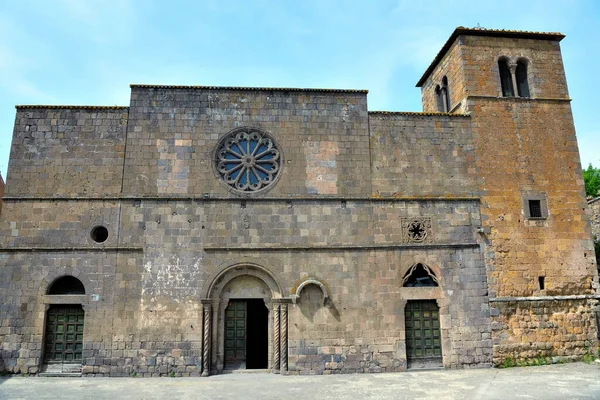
xmin=298 ymin=284 xmax=341 ymax=322
xmin=0 ymin=356 xmax=10 ymax=382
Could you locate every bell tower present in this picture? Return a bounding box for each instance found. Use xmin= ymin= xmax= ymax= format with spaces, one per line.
xmin=417 ymin=27 xmax=598 ymax=364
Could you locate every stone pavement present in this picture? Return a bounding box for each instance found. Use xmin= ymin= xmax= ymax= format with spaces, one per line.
xmin=1 ymin=362 xmax=599 ymax=400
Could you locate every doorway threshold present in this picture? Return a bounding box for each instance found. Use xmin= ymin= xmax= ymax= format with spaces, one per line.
xmin=223 ymin=369 xmax=271 ymax=374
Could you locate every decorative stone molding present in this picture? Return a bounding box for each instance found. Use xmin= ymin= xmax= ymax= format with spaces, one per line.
xmin=272 ymin=302 xmax=280 ymax=374
xmin=290 ymin=277 xmax=332 ymax=308
xmin=201 ymin=301 xmax=211 ymax=377
xmin=203 ymin=262 xmax=282 ymax=299
xmin=401 ymin=217 xmax=433 ymax=243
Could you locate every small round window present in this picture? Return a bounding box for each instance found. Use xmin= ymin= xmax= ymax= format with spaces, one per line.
xmin=91 ymin=226 xmax=109 ymax=243
xmin=214 ymin=128 xmax=282 ymax=194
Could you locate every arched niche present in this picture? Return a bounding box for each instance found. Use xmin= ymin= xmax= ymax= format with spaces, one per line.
xmin=291 ymin=277 xmax=332 ymax=308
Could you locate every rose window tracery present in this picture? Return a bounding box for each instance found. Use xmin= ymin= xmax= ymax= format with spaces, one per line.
xmin=215 ymin=129 xmax=281 ymax=193
xmin=401 ymin=217 xmax=433 ymax=243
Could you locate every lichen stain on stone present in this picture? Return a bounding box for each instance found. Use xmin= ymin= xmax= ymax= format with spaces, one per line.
xmin=141 ymin=257 xmax=202 ymax=302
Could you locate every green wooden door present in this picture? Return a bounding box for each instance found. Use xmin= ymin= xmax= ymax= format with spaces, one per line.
xmin=405 ymin=300 xmax=442 ymax=368
xmin=225 ymin=300 xmax=247 ymax=368
xmin=44 ymin=305 xmax=84 ymax=364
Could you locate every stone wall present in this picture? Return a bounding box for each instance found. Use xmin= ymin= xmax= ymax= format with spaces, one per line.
xmin=589 ymin=198 xmax=600 ymax=242
xmin=1 ymin=28 xmax=598 ymax=377
xmin=419 ymin=30 xmax=599 ymax=364
xmin=0 ymin=173 xmax=4 ymax=215
xmin=0 ymin=193 xmax=490 ymax=375
xmin=6 ymin=107 xmax=128 ymax=197
xmin=122 ymin=86 xmax=371 ymax=197
xmin=369 ymin=112 xmax=477 ymax=197
xmin=490 ymin=299 xmax=599 ymax=365
xmin=419 ymin=36 xmax=467 ymax=113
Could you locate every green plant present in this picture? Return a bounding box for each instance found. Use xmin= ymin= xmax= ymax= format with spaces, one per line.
xmin=583 ymin=163 xmax=600 ymax=197
xmin=582 ymin=346 xmax=597 ymax=364
xmin=499 ymin=357 xmax=517 ymax=368
xmin=499 ymin=355 xmax=552 ymax=368
xmin=169 ymin=370 xmax=176 ymax=377
xmin=130 ymin=371 xmax=137 ymax=377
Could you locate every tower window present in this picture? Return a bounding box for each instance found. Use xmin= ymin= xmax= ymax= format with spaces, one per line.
xmin=528 ymin=200 xmax=542 ymax=218
xmin=538 ymin=276 xmax=545 ymax=290
xmin=498 ymin=58 xmax=514 ymax=97
xmin=435 ymin=85 xmax=444 ymax=112
xmin=516 ymin=60 xmax=530 ymax=97
xmin=441 ymin=76 xmax=450 ymax=112
xmin=522 ymin=193 xmax=548 ymax=220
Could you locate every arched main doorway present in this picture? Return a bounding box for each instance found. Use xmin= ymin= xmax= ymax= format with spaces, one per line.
xmin=222 ymin=276 xmax=270 ymax=370
xmin=202 ymin=263 xmax=286 ymax=375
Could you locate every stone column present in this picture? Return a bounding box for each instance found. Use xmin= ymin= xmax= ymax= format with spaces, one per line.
xmin=201 ymin=301 xmax=211 ymax=377
xmin=280 ymin=301 xmax=288 ymax=374
xmin=509 ymin=62 xmax=519 ymax=97
xmin=272 ymin=302 xmax=280 ymax=373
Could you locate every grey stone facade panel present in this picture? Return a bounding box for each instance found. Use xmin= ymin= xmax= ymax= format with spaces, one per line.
xmin=369 ymin=114 xmax=478 ymax=197
xmin=6 ymin=109 xmax=127 ymax=197
xmin=122 ymin=88 xmax=371 ymax=198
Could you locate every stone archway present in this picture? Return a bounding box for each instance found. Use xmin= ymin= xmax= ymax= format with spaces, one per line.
xmin=201 ymin=263 xmax=288 ymax=376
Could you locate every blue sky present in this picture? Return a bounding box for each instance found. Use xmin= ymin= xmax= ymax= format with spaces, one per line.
xmin=1 ymin=0 xmax=598 ymax=179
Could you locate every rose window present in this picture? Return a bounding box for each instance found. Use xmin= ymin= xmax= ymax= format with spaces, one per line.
xmin=215 ymin=129 xmax=281 ymax=193
xmin=401 ymin=217 xmax=432 ymax=243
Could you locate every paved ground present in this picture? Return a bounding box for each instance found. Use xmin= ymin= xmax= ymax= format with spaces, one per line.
xmin=1 ymin=362 xmax=599 ymax=400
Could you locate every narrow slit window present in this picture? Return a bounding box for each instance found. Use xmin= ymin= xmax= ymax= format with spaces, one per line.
xmin=498 ymin=58 xmax=514 ymax=97
xmin=528 ymin=200 xmax=542 ymax=218
xmin=516 ymin=60 xmax=530 ymax=97
xmin=538 ymin=276 xmax=545 ymax=290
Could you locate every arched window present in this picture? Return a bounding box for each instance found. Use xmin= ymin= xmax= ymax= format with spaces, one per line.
xmin=441 ymin=76 xmax=450 ymax=112
xmin=498 ymin=58 xmax=514 ymax=97
xmin=435 ymin=85 xmax=444 ymax=112
xmin=47 ymin=276 xmax=85 ymax=295
xmin=516 ymin=59 xmax=530 ymax=97
xmin=402 ymin=263 xmax=439 ymax=287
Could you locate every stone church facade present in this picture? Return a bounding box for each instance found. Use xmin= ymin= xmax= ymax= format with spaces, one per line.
xmin=0 ymin=27 xmax=598 ymax=376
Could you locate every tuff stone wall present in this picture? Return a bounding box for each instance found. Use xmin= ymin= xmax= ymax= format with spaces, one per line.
xmin=460 ymin=35 xmax=569 ymax=99
xmin=369 ymin=113 xmax=477 ymax=197
xmin=419 ymin=31 xmax=599 ymax=364
xmin=0 ymin=194 xmax=489 ymax=375
xmin=419 ymin=38 xmax=467 ymax=113
xmin=490 ymin=299 xmax=599 ymax=365
xmin=589 ymin=198 xmax=600 ymax=242
xmin=6 ymin=107 xmax=128 ymax=197
xmin=122 ymin=87 xmax=371 ymax=197
xmin=0 ymin=86 xmax=492 ymax=376
xmin=288 ymin=246 xmax=491 ymax=374
xmin=0 ymin=173 xmax=4 ymax=214
xmin=1 ymin=28 xmax=598 ymax=377
xmin=468 ymin=98 xmax=596 ymax=298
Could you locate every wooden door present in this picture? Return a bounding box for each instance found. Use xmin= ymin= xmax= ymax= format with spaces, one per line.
xmin=44 ymin=305 xmax=84 ymax=364
xmin=224 ymin=300 xmax=247 ymax=369
xmin=405 ymin=300 xmax=442 ymax=368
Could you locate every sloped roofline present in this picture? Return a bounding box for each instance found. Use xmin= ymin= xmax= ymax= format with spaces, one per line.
xmin=416 ymin=26 xmax=565 ymax=88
